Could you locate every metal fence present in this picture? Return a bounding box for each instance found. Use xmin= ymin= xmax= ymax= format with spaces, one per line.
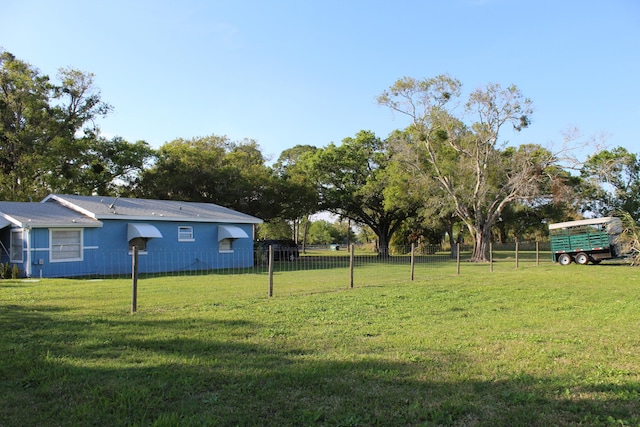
xmin=32 ymin=241 xmax=553 ymax=280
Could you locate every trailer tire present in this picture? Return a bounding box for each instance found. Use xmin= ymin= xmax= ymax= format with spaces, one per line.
xmin=557 ymin=253 xmax=572 ymax=265
xmin=575 ymin=252 xmax=589 ymax=265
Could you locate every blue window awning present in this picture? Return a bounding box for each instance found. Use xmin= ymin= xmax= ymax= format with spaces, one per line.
xmin=127 ymin=223 xmax=163 ymax=241
xmin=218 ymin=225 xmax=249 ymax=241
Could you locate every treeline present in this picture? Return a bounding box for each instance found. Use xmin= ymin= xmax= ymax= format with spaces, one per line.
xmin=2 ymin=50 xmax=639 ymax=260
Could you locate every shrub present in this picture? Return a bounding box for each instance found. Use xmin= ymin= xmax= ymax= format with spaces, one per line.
xmin=11 ymin=264 xmax=20 ymax=279
xmin=617 ymin=210 xmax=640 ymax=266
xmin=0 ymin=262 xmax=10 ymax=279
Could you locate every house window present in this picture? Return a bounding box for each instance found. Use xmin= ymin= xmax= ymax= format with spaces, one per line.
xmin=219 ymin=238 xmax=233 ymax=253
xmin=10 ymin=229 xmax=23 ymax=263
xmin=178 ymin=226 xmax=194 ymax=242
xmin=129 ymin=237 xmax=148 ymax=252
xmin=127 ymin=223 xmax=162 ymax=255
xmin=50 ymin=229 xmax=82 ymax=262
xmin=217 ymin=225 xmax=248 ymax=253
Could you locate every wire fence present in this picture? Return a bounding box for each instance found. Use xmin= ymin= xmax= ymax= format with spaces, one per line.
xmin=31 ymin=241 xmax=553 ymax=281
xmin=260 ymin=242 xmax=554 ymax=291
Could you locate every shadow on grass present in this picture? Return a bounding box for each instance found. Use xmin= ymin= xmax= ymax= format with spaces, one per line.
xmin=1 ymin=304 xmax=638 ymax=426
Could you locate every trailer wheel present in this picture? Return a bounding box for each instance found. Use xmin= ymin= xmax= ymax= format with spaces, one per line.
xmin=557 ymin=253 xmax=572 ymax=265
xmin=575 ymin=252 xmax=589 ymax=265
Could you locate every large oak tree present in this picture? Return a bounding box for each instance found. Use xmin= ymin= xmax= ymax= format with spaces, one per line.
xmin=308 ymin=130 xmax=421 ymax=256
xmin=378 ymin=75 xmax=555 ymax=261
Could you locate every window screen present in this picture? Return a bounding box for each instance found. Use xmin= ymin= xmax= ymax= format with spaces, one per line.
xmin=178 ymin=226 xmax=194 ymax=241
xmin=10 ymin=230 xmax=23 ymax=262
xmin=51 ymin=229 xmax=82 ymax=261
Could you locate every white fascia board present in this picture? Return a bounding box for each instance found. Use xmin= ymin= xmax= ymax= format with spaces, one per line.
xmin=43 ymin=194 xmax=99 ymax=219
xmin=0 ymin=213 xmax=22 ymax=228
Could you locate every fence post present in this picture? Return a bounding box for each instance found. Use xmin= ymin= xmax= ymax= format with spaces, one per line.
xmin=536 ymin=241 xmax=540 ymax=266
xmin=268 ymin=245 xmax=274 ymax=297
xmin=490 ymin=242 xmax=493 ymax=272
xmin=349 ymin=244 xmax=354 ymax=288
xmin=131 ymin=246 xmax=138 ymax=314
xmin=456 ymin=243 xmax=461 ymax=275
xmin=410 ymin=243 xmax=415 ymax=281
xmin=515 ymin=238 xmax=519 ymax=269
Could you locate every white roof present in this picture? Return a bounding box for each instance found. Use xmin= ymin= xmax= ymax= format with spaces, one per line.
xmin=548 ymin=216 xmax=619 ymax=230
xmin=0 ymin=201 xmax=103 ymax=228
xmin=43 ymin=194 xmax=263 ymax=224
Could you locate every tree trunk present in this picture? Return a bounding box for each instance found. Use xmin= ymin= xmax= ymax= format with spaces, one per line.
xmin=470 ymin=225 xmax=491 ymax=262
xmin=378 ymin=232 xmax=390 ymax=258
xmin=447 ymin=223 xmax=457 ymax=259
xmin=301 ymin=216 xmax=311 ymax=254
xmin=375 ymin=223 xmax=392 ymax=258
xmin=497 ymin=222 xmax=507 ymax=244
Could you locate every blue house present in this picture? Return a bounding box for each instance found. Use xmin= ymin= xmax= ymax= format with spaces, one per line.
xmin=0 ymin=194 xmax=263 ymax=278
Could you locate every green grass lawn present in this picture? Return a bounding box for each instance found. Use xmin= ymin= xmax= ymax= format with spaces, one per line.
xmin=1 ymin=262 xmax=639 ymax=426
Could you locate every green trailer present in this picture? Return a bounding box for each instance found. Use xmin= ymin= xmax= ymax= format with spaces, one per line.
xmin=548 ymin=217 xmax=623 ymax=265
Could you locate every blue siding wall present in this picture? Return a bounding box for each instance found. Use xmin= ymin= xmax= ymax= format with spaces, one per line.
xmin=22 ymin=221 xmax=255 ymax=278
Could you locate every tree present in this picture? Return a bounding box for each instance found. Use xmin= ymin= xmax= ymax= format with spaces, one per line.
xmin=617 ymin=210 xmax=640 ymax=266
xmin=138 ymin=135 xmax=280 ymax=219
xmin=580 ymin=147 xmax=640 ymax=218
xmin=77 ymin=136 xmax=155 ymax=196
xmin=0 ymin=50 xmax=52 ymax=199
xmin=256 ymin=218 xmax=296 ymax=240
xmin=386 ymin=129 xmax=462 ymax=256
xmin=0 ymin=50 xmax=150 ymax=199
xmin=378 ymin=75 xmax=554 ymax=261
xmin=306 ymin=220 xmax=345 ymax=245
xmin=272 ymin=145 xmax=320 ymax=243
xmin=137 ymin=134 xmax=227 ymax=201
xmin=222 ymin=139 xmax=280 ymax=218
xmin=36 ymin=66 xmax=113 ymax=196
xmin=309 ymin=130 xmax=420 ymax=257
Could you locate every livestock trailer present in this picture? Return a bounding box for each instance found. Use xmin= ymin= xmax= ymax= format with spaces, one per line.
xmin=549 ymin=217 xmax=623 ymax=265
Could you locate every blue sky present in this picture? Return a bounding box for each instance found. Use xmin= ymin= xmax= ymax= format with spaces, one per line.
xmin=2 ymin=0 xmax=639 ymax=162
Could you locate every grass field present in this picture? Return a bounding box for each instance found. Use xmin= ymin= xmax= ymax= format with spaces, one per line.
xmin=1 ymin=261 xmax=639 ymax=426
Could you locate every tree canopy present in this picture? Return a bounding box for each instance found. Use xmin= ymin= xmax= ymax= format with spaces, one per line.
xmin=137 ymin=135 xmax=281 ymax=219
xmin=0 ymin=49 xmax=152 ymax=199
xmin=307 ymin=130 xmax=421 ymax=256
xmin=3 ymin=50 xmax=639 ymax=253
xmin=580 ymin=147 xmax=640 ymax=219
xmin=378 ymin=75 xmax=558 ymax=261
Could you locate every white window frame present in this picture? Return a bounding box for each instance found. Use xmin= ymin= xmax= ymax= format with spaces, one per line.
xmin=50 ymin=229 xmax=83 ymax=262
xmin=10 ymin=229 xmax=23 ymax=263
xmin=219 ymin=238 xmax=233 ymax=253
xmin=178 ymin=226 xmax=194 ymax=242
